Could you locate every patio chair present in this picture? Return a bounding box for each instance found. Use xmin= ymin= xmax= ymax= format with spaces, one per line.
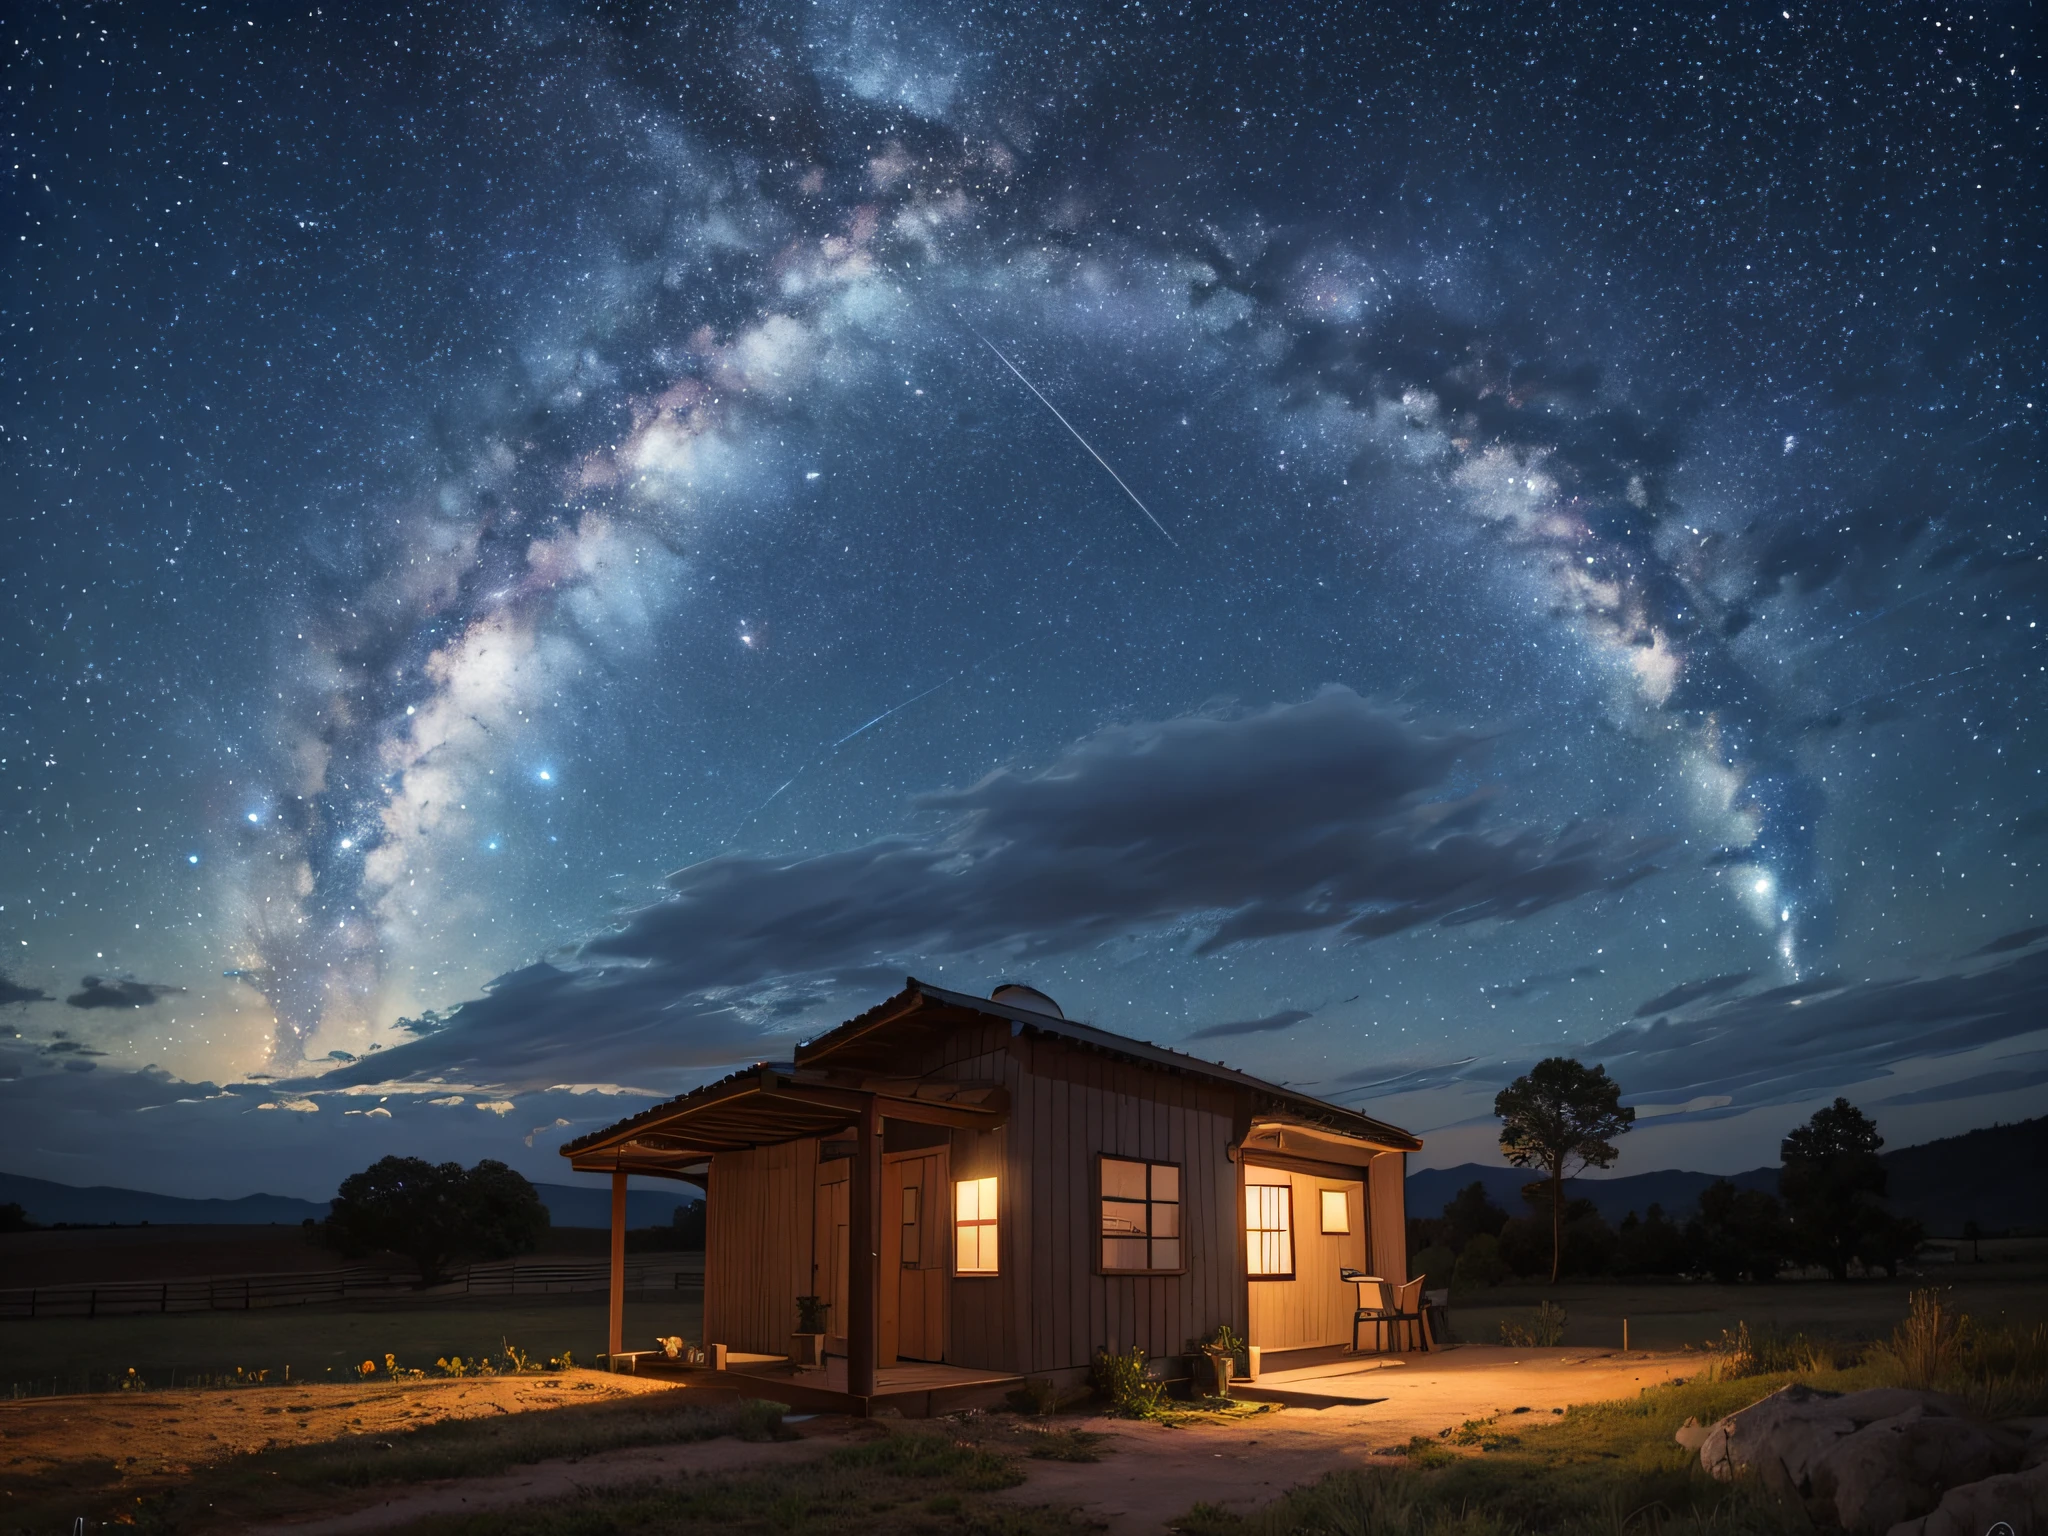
xmin=1383 ymin=1276 xmax=1433 ymax=1352
xmin=1342 ymin=1268 xmax=1391 ymax=1353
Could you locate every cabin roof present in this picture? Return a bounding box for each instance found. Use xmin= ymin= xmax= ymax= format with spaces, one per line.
xmin=561 ymin=977 xmax=1421 ymax=1167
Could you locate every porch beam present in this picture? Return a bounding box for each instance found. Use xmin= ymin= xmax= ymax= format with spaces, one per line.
xmin=607 ymin=1170 xmax=627 ymax=1362
xmin=846 ymin=1091 xmax=881 ymax=1400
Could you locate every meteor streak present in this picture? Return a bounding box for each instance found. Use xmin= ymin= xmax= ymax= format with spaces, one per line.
xmin=962 ymin=319 xmax=1179 ymax=549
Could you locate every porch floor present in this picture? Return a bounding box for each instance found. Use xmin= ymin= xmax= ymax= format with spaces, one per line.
xmin=720 ymin=1356 xmax=1022 ymax=1419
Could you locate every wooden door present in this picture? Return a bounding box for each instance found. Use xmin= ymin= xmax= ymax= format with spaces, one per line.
xmin=882 ymin=1148 xmax=949 ymax=1363
xmin=814 ymin=1159 xmax=849 ymax=1356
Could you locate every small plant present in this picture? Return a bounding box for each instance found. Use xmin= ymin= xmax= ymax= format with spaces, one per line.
xmin=796 ymin=1294 xmax=830 ymax=1333
xmin=1025 ymin=1427 xmax=1107 ymax=1462
xmin=1090 ymin=1345 xmax=1166 ymax=1418
xmin=1444 ymin=1415 xmax=1520 ymax=1451
xmin=1186 ymin=1323 xmax=1245 ymax=1398
xmin=1007 ymin=1377 xmax=1061 ymax=1416
xmin=1867 ymin=1287 xmax=1969 ymax=1389
xmin=1499 ymin=1299 xmax=1567 ymax=1348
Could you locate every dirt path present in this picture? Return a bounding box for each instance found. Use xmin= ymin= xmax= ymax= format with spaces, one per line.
xmin=995 ymin=1347 xmax=1699 ymax=1532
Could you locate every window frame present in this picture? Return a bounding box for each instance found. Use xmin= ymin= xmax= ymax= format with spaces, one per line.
xmin=953 ymin=1175 xmax=1000 ymax=1278
xmin=1319 ymin=1187 xmax=1351 ymax=1235
xmin=1245 ymin=1178 xmax=1296 ymax=1280
xmin=1095 ymin=1154 xmax=1186 ymax=1276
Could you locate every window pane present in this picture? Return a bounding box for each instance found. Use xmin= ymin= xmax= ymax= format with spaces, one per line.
xmin=1150 ymin=1238 xmax=1181 ymax=1270
xmin=957 ymin=1180 xmax=979 ymax=1223
xmin=1102 ymin=1236 xmax=1149 ymax=1271
xmin=1150 ymin=1164 xmax=1179 ymax=1202
xmin=1320 ymin=1189 xmax=1349 ymax=1234
xmin=1101 ymin=1198 xmax=1149 ymax=1236
xmin=1151 ymin=1201 xmax=1180 ymax=1238
xmin=1101 ymin=1158 xmax=1147 ymax=1200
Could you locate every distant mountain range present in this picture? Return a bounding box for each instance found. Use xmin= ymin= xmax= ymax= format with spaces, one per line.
xmin=6 ymin=1115 xmax=2038 ymax=1236
xmin=0 ymin=1171 xmax=699 ymax=1231
xmin=1411 ymin=1115 xmax=2046 ymax=1236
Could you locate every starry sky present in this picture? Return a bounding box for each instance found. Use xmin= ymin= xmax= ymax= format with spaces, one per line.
xmin=3 ymin=0 xmax=2042 ymax=1202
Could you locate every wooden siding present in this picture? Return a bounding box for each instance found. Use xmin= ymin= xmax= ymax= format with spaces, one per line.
xmin=1241 ymin=1165 xmax=1368 ymax=1351
xmin=703 ymin=1138 xmax=817 ymax=1356
xmin=1368 ymin=1150 xmax=1408 ymax=1284
xmin=1003 ymin=1032 xmax=1246 ymax=1375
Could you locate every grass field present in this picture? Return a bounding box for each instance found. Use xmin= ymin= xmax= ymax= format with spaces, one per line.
xmin=0 ymin=1289 xmax=702 ymax=1395
xmin=1444 ymin=1259 xmax=2048 ymax=1352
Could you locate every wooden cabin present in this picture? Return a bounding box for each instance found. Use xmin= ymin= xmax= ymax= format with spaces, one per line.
xmin=563 ymin=978 xmax=1420 ymax=1404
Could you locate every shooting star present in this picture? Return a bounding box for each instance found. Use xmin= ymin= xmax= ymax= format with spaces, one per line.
xmin=731 ymin=635 xmax=1036 ymax=841
xmin=961 ymin=318 xmax=1180 ymax=549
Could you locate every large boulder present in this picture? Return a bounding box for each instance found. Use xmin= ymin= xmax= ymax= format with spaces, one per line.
xmin=1885 ymin=1460 xmax=2048 ymax=1536
xmin=1809 ymin=1405 xmax=2024 ymax=1535
xmin=1694 ymin=1385 xmax=1963 ymax=1490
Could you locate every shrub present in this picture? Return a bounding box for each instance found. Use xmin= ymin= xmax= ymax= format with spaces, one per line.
xmin=1090 ymin=1345 xmax=1166 ymax=1418
xmin=1499 ymin=1300 xmax=1567 ymax=1348
xmin=1452 ymin=1233 xmax=1507 ymax=1290
xmin=1866 ymin=1288 xmax=1969 ymax=1389
xmin=1411 ymin=1243 xmax=1457 ymax=1293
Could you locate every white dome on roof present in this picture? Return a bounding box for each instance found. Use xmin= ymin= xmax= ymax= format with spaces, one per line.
xmin=990 ymin=983 xmax=1064 ymax=1019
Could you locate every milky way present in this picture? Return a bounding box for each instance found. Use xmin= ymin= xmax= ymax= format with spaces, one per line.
xmin=3 ymin=1 xmax=2041 ymax=1194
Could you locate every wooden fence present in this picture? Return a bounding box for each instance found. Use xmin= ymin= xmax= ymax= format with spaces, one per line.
xmin=0 ymin=1254 xmax=704 ymax=1320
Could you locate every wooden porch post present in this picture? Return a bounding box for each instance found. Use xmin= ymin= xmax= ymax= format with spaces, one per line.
xmin=608 ymin=1169 xmax=627 ymax=1363
xmin=847 ymin=1093 xmax=881 ymax=1400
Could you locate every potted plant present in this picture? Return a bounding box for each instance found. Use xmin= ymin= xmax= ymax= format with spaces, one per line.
xmin=793 ymin=1296 xmax=829 ymax=1368
xmin=1187 ymin=1324 xmax=1246 ymax=1399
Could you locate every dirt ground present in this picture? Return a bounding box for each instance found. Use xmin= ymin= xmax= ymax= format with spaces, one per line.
xmin=1 ymin=1348 xmax=1702 ymax=1533
xmin=0 ymin=1368 xmax=682 ymax=1488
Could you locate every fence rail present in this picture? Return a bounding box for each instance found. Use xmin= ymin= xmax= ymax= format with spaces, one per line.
xmin=0 ymin=1255 xmax=704 ymax=1320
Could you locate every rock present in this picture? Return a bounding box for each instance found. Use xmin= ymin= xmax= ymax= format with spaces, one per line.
xmin=1697 ymin=1387 xmax=1974 ymax=1488
xmin=1675 ymin=1416 xmax=1710 ymax=1452
xmin=1885 ymin=1459 xmax=2048 ymax=1536
xmin=1810 ymin=1405 xmax=2023 ymax=1535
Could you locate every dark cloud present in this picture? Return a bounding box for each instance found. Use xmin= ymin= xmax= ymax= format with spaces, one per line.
xmin=0 ymin=972 xmax=51 ymax=1008
xmin=1483 ymin=963 xmax=1606 ymax=1000
xmin=1632 ymin=971 xmax=1754 ymax=1017
xmin=317 ymin=689 xmax=1659 ymax=1091
xmin=1350 ymin=947 xmax=2048 ymax=1116
xmin=1970 ymin=924 xmax=2048 ymax=958
xmin=1185 ymin=1009 xmax=1313 ymax=1042
xmin=66 ymin=977 xmax=184 ymax=1010
xmin=1873 ymin=1060 xmax=2048 ymax=1109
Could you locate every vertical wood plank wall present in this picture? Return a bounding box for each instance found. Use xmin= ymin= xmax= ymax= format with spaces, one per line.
xmin=1242 ymin=1168 xmax=1368 ymax=1351
xmin=703 ymin=1138 xmax=818 ymax=1356
xmin=1368 ymin=1150 xmax=1409 ymax=1285
xmin=1001 ymin=1033 xmax=1248 ymax=1376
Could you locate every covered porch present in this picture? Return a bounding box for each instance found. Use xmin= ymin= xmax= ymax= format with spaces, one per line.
xmin=561 ymin=1055 xmax=1008 ymax=1409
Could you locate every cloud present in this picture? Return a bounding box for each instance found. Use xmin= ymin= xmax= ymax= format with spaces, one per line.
xmin=0 ymin=972 xmax=51 ymax=1008
xmin=66 ymin=977 xmax=184 ymax=1010
xmin=1346 ymin=946 xmax=2048 ymax=1117
xmin=1186 ymin=1009 xmax=1313 ymax=1042
xmin=1633 ymin=971 xmax=1754 ymax=1017
xmin=314 ymin=688 xmax=1659 ymax=1093
xmin=1970 ymin=923 xmax=2048 ymax=957
xmin=1872 ymin=1061 xmax=2048 ymax=1108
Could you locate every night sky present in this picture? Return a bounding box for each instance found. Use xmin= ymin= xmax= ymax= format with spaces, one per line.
xmin=4 ymin=1 xmax=2042 ymax=1202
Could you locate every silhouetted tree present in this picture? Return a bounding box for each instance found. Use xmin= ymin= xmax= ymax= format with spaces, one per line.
xmin=326 ymin=1156 xmax=549 ymax=1285
xmin=1495 ymin=1057 xmax=1636 ymax=1282
xmin=1686 ymin=1179 xmax=1790 ymax=1282
xmin=0 ymin=1201 xmax=35 ymax=1234
xmin=1615 ymin=1203 xmax=1688 ymax=1276
xmin=1779 ymin=1098 xmax=1887 ymax=1281
xmin=1441 ymin=1181 xmax=1511 ymax=1250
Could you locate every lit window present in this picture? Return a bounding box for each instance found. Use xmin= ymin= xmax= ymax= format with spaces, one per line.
xmin=1246 ymin=1182 xmax=1293 ymax=1277
xmin=954 ymin=1176 xmax=998 ymax=1275
xmin=1100 ymin=1156 xmax=1181 ymax=1273
xmin=1320 ymin=1188 xmax=1350 ymax=1235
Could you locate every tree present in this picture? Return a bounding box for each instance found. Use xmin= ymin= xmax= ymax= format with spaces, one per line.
xmin=0 ymin=1201 xmax=35 ymax=1234
xmin=1494 ymin=1057 xmax=1636 ymax=1283
xmin=326 ymin=1156 xmax=549 ymax=1285
xmin=1778 ymin=1098 xmax=1887 ymax=1281
xmin=1685 ymin=1179 xmax=1791 ymax=1283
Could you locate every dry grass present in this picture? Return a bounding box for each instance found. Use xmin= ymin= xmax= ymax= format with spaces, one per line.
xmin=342 ymin=1424 xmax=1084 ymax=1536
